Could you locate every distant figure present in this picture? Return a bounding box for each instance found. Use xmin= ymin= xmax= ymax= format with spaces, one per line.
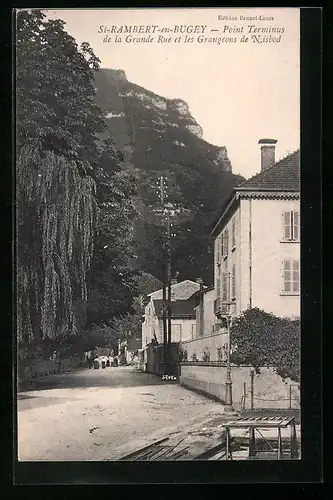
xmin=50 ymin=350 xmax=57 ymax=361
xmin=132 ymin=354 xmax=139 ymax=370
xmin=93 ymin=355 xmax=100 ymax=369
xmin=113 ymin=356 xmax=118 ymax=367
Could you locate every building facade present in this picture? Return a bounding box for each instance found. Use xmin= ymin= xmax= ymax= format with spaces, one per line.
xmin=211 ymin=140 xmax=300 ymax=320
xmin=141 ymin=280 xmax=200 ymax=349
xmin=194 ymin=287 xmax=220 ymax=338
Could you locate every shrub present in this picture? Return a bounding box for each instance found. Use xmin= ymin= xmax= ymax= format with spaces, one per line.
xmin=202 ymin=346 xmax=211 ymax=362
xmin=217 ymin=344 xmax=228 ymax=362
xmin=230 ymin=308 xmax=300 ymax=382
xmin=179 ymin=347 xmax=188 ymax=362
xmin=191 ymin=351 xmax=198 ymax=362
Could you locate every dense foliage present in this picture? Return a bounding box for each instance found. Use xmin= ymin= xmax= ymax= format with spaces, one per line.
xmin=230 ymin=308 xmax=300 ymax=382
xmin=16 ymin=11 xmax=138 ymax=357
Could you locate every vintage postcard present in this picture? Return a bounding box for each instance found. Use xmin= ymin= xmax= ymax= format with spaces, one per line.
xmin=15 ymin=7 xmax=308 ymax=472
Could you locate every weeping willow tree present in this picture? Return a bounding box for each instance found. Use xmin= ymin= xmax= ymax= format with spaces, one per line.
xmin=16 ymin=10 xmax=134 ymax=353
xmin=17 ymin=142 xmax=98 ymax=345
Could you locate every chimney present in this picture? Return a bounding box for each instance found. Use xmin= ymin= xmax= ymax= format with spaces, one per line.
xmin=196 ymin=277 xmax=204 ymax=291
xmin=258 ymin=138 xmax=277 ymax=172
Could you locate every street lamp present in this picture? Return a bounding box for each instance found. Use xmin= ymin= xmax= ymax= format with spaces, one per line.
xmin=224 ymin=309 xmax=236 ymax=414
xmin=216 ymin=272 xmax=237 ymax=415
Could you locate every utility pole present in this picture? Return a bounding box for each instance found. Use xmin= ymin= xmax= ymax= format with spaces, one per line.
xmin=157 ymin=177 xmax=186 ymax=375
xmin=166 ymin=208 xmax=172 ymax=375
xmin=150 ymin=176 xmax=189 ymax=376
xmin=159 ymin=176 xmax=168 ymax=374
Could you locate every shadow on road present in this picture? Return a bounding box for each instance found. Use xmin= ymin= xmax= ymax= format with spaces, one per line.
xmin=18 ymin=367 xmax=176 ymax=393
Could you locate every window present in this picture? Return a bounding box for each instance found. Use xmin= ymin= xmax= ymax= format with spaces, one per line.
xmin=216 ymin=237 xmax=221 ymax=264
xmin=231 ymin=264 xmax=236 ymax=299
xmin=191 ymin=324 xmax=196 ymax=339
xmin=283 ymin=211 xmax=300 ymax=241
xmin=231 ymin=218 xmax=236 ymax=249
xmin=283 ymin=260 xmax=300 ymax=293
xmin=221 ymin=229 xmax=229 ymax=258
xmin=222 ymin=272 xmax=229 ymax=302
xmin=171 ymin=324 xmax=182 ymax=341
xmin=216 ymin=277 xmax=221 ymax=300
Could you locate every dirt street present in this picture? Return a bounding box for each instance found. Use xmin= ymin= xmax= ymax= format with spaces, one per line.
xmin=17 ymin=366 xmax=218 ymax=461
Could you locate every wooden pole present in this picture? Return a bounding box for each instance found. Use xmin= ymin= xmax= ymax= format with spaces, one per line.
xmin=166 ymin=209 xmax=172 ymax=375
xmin=250 ymin=368 xmax=255 ymax=411
xmin=160 ymin=176 xmax=167 ymax=373
xmin=225 ymin=427 xmax=230 ymax=460
xmin=277 ymin=427 xmax=282 ymax=459
xmin=290 ymin=418 xmax=297 ymax=458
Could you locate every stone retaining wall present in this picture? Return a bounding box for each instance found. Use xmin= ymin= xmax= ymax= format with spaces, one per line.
xmin=180 ymin=363 xmax=300 ymax=410
xmin=18 ymin=356 xmax=82 ymax=382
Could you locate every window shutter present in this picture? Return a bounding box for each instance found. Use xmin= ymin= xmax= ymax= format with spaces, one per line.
xmin=225 ymin=229 xmax=229 ymax=256
xmin=232 ymin=219 xmax=236 ymax=248
xmin=222 ymin=272 xmax=228 ymax=302
xmin=293 ymin=211 xmax=300 ymax=240
xmin=283 ymin=211 xmax=292 ymax=240
xmin=283 ymin=260 xmax=291 ymax=292
xmin=232 ymin=264 xmax=236 ymax=298
xmin=292 ymin=260 xmax=300 ymax=292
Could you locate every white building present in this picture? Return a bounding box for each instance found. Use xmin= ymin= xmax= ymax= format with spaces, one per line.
xmin=141 ymin=279 xmax=201 ymax=349
xmin=193 ymin=286 xmax=219 ymax=337
xmin=211 ymin=139 xmax=300 ymax=320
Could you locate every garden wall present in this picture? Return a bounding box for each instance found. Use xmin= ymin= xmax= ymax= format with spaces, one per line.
xmin=181 ymin=332 xmax=229 ymax=362
xmin=180 ymin=363 xmax=300 ymax=410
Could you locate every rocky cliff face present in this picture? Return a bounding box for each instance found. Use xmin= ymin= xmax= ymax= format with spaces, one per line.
xmin=94 ymin=69 xmax=243 ymax=284
xmin=94 ymin=69 xmax=232 ymax=172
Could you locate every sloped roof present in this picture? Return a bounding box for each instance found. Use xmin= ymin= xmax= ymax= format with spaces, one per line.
xmin=190 ymin=285 xmax=215 ymax=307
xmin=210 ymin=149 xmax=300 ymax=237
xmin=148 ymin=280 xmax=201 ymax=301
xmin=237 ymin=150 xmax=300 ymax=191
xmin=153 ymin=299 xmax=196 ymax=319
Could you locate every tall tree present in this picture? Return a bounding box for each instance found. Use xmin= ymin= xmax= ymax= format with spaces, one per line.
xmin=16 ymin=10 xmax=137 ymax=350
xmin=86 ymin=136 xmax=139 ymax=327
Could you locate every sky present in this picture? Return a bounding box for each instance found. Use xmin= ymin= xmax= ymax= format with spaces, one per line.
xmin=43 ymin=8 xmax=300 ymax=179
